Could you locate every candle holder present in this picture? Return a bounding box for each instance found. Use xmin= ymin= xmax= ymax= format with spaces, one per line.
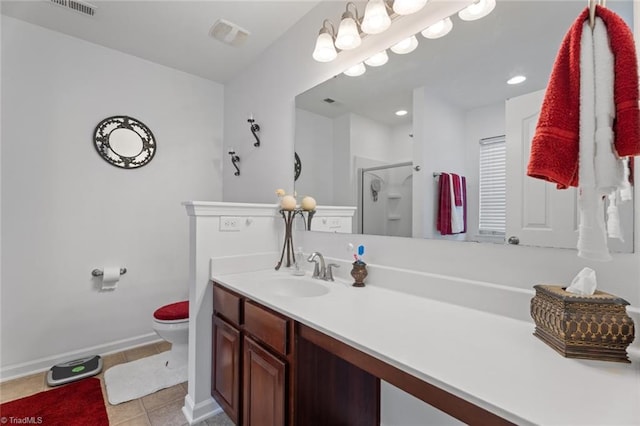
xmin=298 ymin=209 xmax=316 ymax=231
xmin=350 ymin=261 xmax=368 ymax=287
xmin=275 ymin=209 xmax=296 ymax=270
xmin=275 ymin=208 xmax=317 ymax=270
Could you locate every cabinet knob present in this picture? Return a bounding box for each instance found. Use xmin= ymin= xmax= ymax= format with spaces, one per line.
xmin=508 ymin=236 xmax=520 ymax=245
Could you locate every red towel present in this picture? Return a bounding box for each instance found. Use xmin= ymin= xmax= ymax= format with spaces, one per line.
xmin=527 ymin=6 xmax=640 ymax=189
xmin=437 ymin=173 xmax=451 ymax=235
xmin=451 ymin=173 xmax=462 ymax=206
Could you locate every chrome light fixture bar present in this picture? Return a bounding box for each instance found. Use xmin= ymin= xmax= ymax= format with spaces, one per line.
xmin=315 ymin=0 xmax=496 ymax=79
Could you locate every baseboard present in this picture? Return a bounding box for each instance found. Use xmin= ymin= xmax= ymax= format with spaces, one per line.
xmin=0 ymin=332 xmax=161 ymax=382
xmin=182 ymin=393 xmax=221 ymax=425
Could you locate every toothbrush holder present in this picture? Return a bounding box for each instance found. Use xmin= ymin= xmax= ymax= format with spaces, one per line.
xmin=350 ymin=261 xmax=368 ymax=287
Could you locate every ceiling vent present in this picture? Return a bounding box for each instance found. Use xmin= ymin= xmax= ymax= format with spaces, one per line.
xmin=49 ymin=0 xmax=97 ymax=17
xmin=209 ymin=19 xmax=250 ymax=47
xmin=323 ymin=98 xmax=336 ymax=104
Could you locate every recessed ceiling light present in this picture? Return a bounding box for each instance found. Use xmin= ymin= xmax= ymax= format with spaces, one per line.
xmin=507 ymin=75 xmax=527 ymax=85
xmin=395 ymin=110 xmax=408 ymax=116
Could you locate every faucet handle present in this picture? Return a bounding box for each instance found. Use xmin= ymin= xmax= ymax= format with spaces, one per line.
xmin=326 ymin=263 xmax=340 ymax=281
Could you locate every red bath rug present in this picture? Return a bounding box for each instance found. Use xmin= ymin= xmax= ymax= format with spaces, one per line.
xmin=0 ymin=377 xmax=108 ymax=426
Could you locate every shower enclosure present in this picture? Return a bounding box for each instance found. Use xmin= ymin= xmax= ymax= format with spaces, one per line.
xmin=359 ymin=162 xmax=413 ymax=237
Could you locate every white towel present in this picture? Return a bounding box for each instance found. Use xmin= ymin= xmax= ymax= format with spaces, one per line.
xmin=593 ymin=18 xmax=624 ymax=192
xmin=577 ymin=18 xmax=612 ymax=261
xmin=449 ymin=174 xmax=464 ymax=234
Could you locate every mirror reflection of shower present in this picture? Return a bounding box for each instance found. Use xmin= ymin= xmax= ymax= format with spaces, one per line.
xmin=370 ymin=178 xmax=381 ymax=202
xmin=360 ymin=162 xmax=413 ymax=237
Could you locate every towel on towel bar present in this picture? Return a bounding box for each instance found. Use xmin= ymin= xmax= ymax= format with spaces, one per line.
xmin=527 ymin=6 xmax=640 ymax=189
xmin=437 ymin=173 xmax=466 ymax=235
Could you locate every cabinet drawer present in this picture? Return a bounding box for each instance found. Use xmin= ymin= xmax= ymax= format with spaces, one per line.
xmin=244 ymin=301 xmax=289 ymax=356
xmin=213 ymin=283 xmax=241 ymax=326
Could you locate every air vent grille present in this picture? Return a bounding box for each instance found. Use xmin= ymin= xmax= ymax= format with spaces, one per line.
xmin=209 ymin=19 xmax=250 ymax=47
xmin=49 ymin=0 xmax=96 ymax=17
xmin=323 ymin=98 xmax=336 ymax=104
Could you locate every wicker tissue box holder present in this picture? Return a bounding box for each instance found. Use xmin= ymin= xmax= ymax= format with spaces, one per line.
xmin=530 ymin=285 xmax=635 ymax=363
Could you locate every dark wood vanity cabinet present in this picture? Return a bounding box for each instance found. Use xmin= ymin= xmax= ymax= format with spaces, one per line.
xmin=212 ymin=283 xmax=292 ymax=426
xmin=243 ymin=335 xmax=286 ymax=426
xmin=212 ymin=315 xmax=241 ymax=424
xmin=212 ymin=281 xmax=379 ymax=426
xmin=212 ymin=281 xmax=515 ymax=426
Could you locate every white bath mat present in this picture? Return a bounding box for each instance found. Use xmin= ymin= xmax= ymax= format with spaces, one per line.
xmin=104 ymin=351 xmax=187 ymax=405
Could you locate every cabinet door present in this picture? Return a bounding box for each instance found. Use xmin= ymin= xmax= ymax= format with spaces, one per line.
xmin=243 ymin=335 xmax=286 ymax=426
xmin=212 ymin=316 xmax=241 ymax=425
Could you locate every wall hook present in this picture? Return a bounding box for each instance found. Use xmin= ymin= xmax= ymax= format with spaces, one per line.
xmin=248 ymin=117 xmax=261 ymax=147
xmin=228 ymin=149 xmax=241 ymax=176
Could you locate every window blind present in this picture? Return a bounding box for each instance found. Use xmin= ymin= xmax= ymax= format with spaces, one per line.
xmin=478 ymin=136 xmax=506 ymax=235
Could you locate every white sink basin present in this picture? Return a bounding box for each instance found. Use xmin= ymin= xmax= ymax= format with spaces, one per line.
xmin=268 ymin=277 xmax=330 ymax=298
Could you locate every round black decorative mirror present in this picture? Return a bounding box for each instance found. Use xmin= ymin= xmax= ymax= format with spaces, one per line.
xmin=94 ymin=116 xmax=156 ymax=169
xmin=294 ymin=152 xmax=302 ymax=181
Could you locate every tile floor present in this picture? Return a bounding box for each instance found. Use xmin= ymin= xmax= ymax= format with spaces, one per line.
xmin=0 ymin=342 xmax=234 ymax=426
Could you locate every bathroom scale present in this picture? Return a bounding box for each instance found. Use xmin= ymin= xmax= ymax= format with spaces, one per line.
xmin=46 ymin=355 xmax=103 ymax=386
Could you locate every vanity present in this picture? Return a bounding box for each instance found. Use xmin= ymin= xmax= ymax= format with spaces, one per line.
xmin=209 ymin=267 xmax=640 ymax=426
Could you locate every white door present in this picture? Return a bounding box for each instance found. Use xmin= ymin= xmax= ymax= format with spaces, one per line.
xmin=505 ymin=90 xmax=578 ymax=249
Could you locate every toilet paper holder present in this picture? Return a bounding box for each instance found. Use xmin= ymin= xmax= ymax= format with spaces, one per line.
xmin=91 ymin=267 xmax=127 ymax=277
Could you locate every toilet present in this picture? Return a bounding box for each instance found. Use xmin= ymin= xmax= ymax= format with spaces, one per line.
xmin=152 ymin=300 xmax=189 ymax=369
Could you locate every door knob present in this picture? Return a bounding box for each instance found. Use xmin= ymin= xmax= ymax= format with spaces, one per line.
xmin=508 ymin=236 xmax=520 ymax=245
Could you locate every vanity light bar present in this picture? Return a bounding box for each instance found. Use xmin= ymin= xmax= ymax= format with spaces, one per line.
xmin=330 ymin=0 xmax=496 ymax=78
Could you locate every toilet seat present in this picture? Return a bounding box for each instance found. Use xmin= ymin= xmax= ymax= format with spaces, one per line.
xmin=153 ymin=301 xmax=188 ymax=323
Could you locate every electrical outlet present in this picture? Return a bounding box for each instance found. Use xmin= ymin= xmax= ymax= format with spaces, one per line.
xmin=328 ymin=218 xmax=341 ymax=228
xmin=220 ymin=216 xmax=241 ymax=231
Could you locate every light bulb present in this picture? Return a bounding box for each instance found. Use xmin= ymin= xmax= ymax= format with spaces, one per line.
xmin=421 ymin=17 xmax=453 ymax=39
xmin=335 ymin=14 xmax=361 ymax=50
xmin=364 ymin=50 xmax=389 ymax=67
xmin=390 ymin=35 xmax=419 ymax=54
xmin=393 ymin=0 xmax=428 ymax=15
xmin=361 ymin=0 xmax=391 ymax=35
xmin=458 ymin=0 xmax=496 ymax=21
xmin=344 ymin=62 xmax=366 ymax=77
xmin=312 ymin=31 xmax=337 ymax=62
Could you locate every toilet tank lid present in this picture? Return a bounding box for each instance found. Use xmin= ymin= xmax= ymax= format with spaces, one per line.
xmin=154 ymin=301 xmax=189 ymax=321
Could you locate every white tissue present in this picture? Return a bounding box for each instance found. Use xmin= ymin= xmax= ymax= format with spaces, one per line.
xmin=565 ymin=267 xmax=597 ymax=296
xmin=101 ymin=266 xmax=121 ymax=291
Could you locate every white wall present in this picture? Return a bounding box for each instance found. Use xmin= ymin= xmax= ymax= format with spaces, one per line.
xmin=294 ymin=108 xmax=333 ymax=204
xmin=391 ymin=123 xmax=414 ymax=163
xmin=464 ymin=101 xmax=506 ymax=239
xmin=332 ymin=114 xmax=352 ymax=206
xmin=414 ymin=89 xmax=466 ymax=240
xmin=0 ymin=16 xmax=223 ymax=379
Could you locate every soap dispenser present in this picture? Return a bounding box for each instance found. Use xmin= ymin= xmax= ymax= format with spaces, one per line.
xmin=293 ymin=247 xmax=306 ymax=276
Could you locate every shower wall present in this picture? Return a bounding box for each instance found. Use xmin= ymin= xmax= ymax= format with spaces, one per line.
xmin=362 ymin=163 xmax=413 ymax=237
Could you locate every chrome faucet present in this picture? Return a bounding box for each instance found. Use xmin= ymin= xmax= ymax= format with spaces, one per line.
xmin=307 ymin=252 xmax=326 ymax=279
xmin=307 ymin=252 xmax=340 ymax=281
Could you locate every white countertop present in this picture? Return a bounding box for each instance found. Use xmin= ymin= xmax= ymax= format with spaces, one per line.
xmin=212 ymin=269 xmax=640 ymax=426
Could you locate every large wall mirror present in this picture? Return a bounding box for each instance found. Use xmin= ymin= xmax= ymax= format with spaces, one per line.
xmin=295 ymin=0 xmax=634 ymax=252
